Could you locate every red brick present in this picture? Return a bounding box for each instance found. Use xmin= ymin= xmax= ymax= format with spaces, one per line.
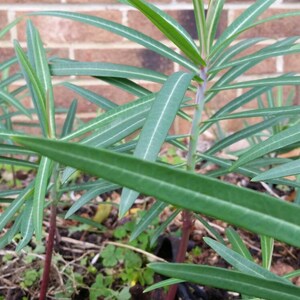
xmin=0 ymin=11 xmax=10 ymax=41
xmin=284 ymin=53 xmax=300 ymax=73
xmin=4 ymin=0 xmax=59 ymax=2
xmin=17 ymin=11 xmax=123 ymax=43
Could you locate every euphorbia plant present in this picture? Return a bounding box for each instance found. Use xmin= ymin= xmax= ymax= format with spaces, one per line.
xmin=2 ymin=0 xmax=300 ymax=299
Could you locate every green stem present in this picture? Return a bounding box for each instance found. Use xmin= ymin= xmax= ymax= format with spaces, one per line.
xmin=166 ymin=68 xmax=207 ymax=300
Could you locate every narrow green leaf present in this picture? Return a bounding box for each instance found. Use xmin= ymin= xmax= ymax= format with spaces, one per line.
xmin=120 ymin=72 xmax=194 ymax=216
xmin=210 ymin=45 xmax=300 ymax=73
xmin=226 ymin=227 xmax=253 ymax=262
xmin=63 ymin=213 xmax=106 ymax=231
xmin=148 ymin=263 xmax=300 ymax=300
xmin=261 ymin=235 xmax=274 ymax=270
xmin=17 ymin=198 xmax=34 ymax=251
xmin=0 ymin=156 xmax=38 ymax=169
xmin=99 ymin=77 xmax=151 ymax=97
xmin=231 ymin=124 xmax=300 ymax=171
xmin=253 ymin=159 xmax=300 ymax=181
xmin=28 ymin=20 xmax=56 ymax=137
xmin=0 ymin=183 xmax=34 ymax=232
xmin=81 ymin=116 xmax=146 ymax=148
xmin=207 ymin=106 xmax=300 ymax=121
xmin=210 ymin=76 xmax=300 ymax=92
xmin=124 ymin=0 xmax=205 ymax=66
xmin=206 ymin=117 xmax=282 ymax=155
xmin=144 ymin=278 xmax=185 ymax=293
xmin=61 ymin=99 xmax=78 ymax=138
xmin=61 ymin=93 xmax=155 ymax=141
xmin=6 ymin=215 xmax=22 ymax=244
xmin=150 ymin=209 xmax=180 ymax=247
xmin=195 ymin=214 xmax=225 ymax=245
xmin=199 ymin=153 xmax=300 ymax=189
xmin=13 ymin=136 xmax=300 ymax=248
xmin=0 ymin=88 xmax=31 ymax=118
xmin=209 ymin=38 xmax=265 ymax=69
xmin=30 ymin=11 xmax=198 ymax=72
xmin=62 ymin=83 xmax=117 ymax=111
xmin=283 ymin=270 xmax=300 ymax=280
xmin=0 ymin=17 xmax=22 ymax=40
xmin=50 ymin=61 xmax=167 ymax=83
xmin=192 ymin=0 xmax=207 ymax=55
xmin=204 ymin=237 xmax=288 ymax=284
xmin=33 ymin=157 xmax=52 ymax=240
xmin=0 ymin=73 xmax=23 ymax=90
xmin=0 ymin=56 xmax=18 ymax=72
xmin=211 ymin=0 xmax=276 ymax=57
xmin=206 ymin=0 xmax=225 ymax=52
xmin=14 ymin=40 xmax=48 ymax=135
xmin=65 ymin=182 xmax=119 ymax=218
xmin=130 ymin=201 xmax=167 ymax=241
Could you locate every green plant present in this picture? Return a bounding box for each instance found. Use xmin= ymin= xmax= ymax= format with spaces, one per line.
xmin=1 ymin=0 xmax=300 ymax=299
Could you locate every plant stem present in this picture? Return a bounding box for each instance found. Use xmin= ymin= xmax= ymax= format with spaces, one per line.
xmin=39 ymin=165 xmax=59 ymax=300
xmin=166 ymin=68 xmax=207 ymax=300
xmin=39 ymin=203 xmax=57 ymax=300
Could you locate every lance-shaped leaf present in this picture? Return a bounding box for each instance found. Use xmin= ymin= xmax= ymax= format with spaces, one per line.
xmin=226 ymin=227 xmax=253 ymax=262
xmin=231 ymin=124 xmax=300 ymax=170
xmin=65 ymin=181 xmax=119 ymax=218
xmin=199 ymin=152 xmax=300 ymax=189
xmin=192 ymin=0 xmax=207 ymax=55
xmin=209 ymin=37 xmax=266 ymax=77
xmin=50 ymin=61 xmax=167 ymax=83
xmin=210 ymin=76 xmax=300 ymax=92
xmin=0 ymin=88 xmax=31 ymax=118
xmin=62 ymin=93 xmax=156 ymax=141
xmin=33 ymin=157 xmax=52 ymax=240
xmin=206 ymin=0 xmax=225 ymax=52
xmin=206 ymin=117 xmax=282 ymax=155
xmin=204 ymin=237 xmax=289 ymax=284
xmin=30 ymin=11 xmax=198 ymax=73
xmin=0 ymin=182 xmax=34 ymax=232
xmin=119 ymin=72 xmax=194 ymax=216
xmin=261 ymin=235 xmax=274 ymax=270
xmin=210 ymin=44 xmax=300 ymax=73
xmin=61 ymin=99 xmax=78 ymax=138
xmin=14 ymin=40 xmax=48 ymax=135
xmin=130 ymin=201 xmax=167 ymax=241
xmin=207 ymin=106 xmax=300 ymax=121
xmin=253 ymin=159 xmax=300 ymax=182
xmin=28 ymin=20 xmax=56 ymax=137
xmin=0 ymin=17 xmax=22 ymax=39
xmin=148 ymin=263 xmax=300 ymax=300
xmin=123 ymin=0 xmax=204 ymax=66
xmin=62 ymin=83 xmax=117 ymax=111
xmin=211 ymin=0 xmax=276 ymax=58
xmin=99 ymin=77 xmax=151 ymax=97
xmin=12 ymin=136 xmax=300 ymax=248
xmin=17 ymin=198 xmax=34 ymax=252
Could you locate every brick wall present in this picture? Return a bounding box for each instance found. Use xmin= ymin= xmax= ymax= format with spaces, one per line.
xmin=1 ymin=0 xmax=300 ymax=134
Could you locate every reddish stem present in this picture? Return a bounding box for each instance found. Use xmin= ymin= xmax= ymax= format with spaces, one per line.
xmin=39 ymin=204 xmax=57 ymax=300
xmin=166 ymin=210 xmax=194 ymax=300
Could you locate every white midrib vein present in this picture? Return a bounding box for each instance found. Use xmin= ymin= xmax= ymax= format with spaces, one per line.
xmin=142 ymin=73 xmax=187 ymax=158
xmin=34 ymin=157 xmax=50 ymax=235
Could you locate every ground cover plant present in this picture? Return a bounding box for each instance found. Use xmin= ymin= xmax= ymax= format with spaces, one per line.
xmin=1 ymin=0 xmax=300 ymax=299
